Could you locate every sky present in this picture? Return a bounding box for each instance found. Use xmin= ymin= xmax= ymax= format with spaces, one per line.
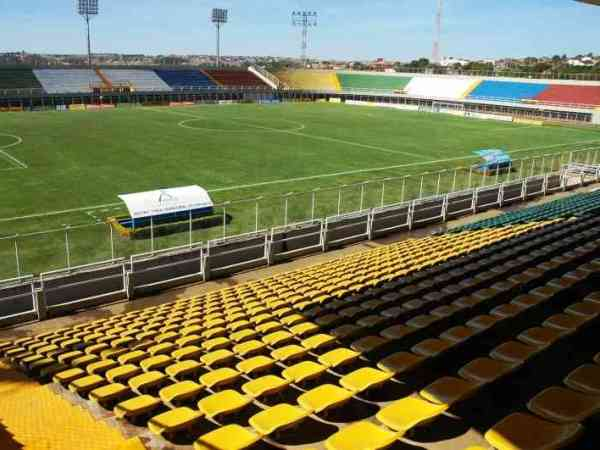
xmin=0 ymin=0 xmax=599 ymax=61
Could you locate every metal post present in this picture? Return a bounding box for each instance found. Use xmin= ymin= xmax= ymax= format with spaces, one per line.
xmin=585 ymin=149 xmax=592 ymax=165
xmin=311 ymin=190 xmax=317 ymax=221
xmin=360 ymin=183 xmax=366 ymax=210
xmin=222 ymin=205 xmax=227 ymax=238
xmin=529 ymin=158 xmax=535 ymax=177
xmin=507 ymin=161 xmax=512 ymax=182
xmin=255 ymin=199 xmax=260 ymax=232
xmin=401 ymin=176 xmax=407 ymax=203
xmin=541 ymin=155 xmax=547 ymax=175
xmin=468 ymin=166 xmax=473 ymax=189
xmin=150 ymin=216 xmax=155 ymax=253
xmin=494 ymin=164 xmax=500 ymax=185
xmin=216 ymin=22 xmax=221 ymax=68
xmin=480 ymin=167 xmax=487 ymax=187
xmin=64 ymin=226 xmax=71 ymax=270
xmin=593 ymin=149 xmax=599 ymax=165
xmin=520 ymin=158 xmax=525 ymax=179
xmin=337 ymin=187 xmax=343 ymax=215
xmin=436 ymin=171 xmax=442 ymax=195
xmin=14 ymin=237 xmax=21 ymax=278
xmin=284 ymin=196 xmax=289 ymax=226
xmin=189 ymin=210 xmax=193 ymax=247
xmin=418 ymin=174 xmax=425 ymax=199
xmin=110 ymin=223 xmax=115 ymax=259
xmin=380 ymin=180 xmax=386 ymax=207
xmin=451 ymin=168 xmax=458 ymax=192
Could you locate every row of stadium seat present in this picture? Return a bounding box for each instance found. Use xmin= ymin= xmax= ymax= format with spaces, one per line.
xmin=4 ymin=209 xmax=600 ymax=449
xmin=8 ymin=69 xmax=267 ymax=94
xmin=0 ymin=68 xmax=43 ymax=90
xmin=276 ymin=70 xmax=600 ymax=106
xmin=454 ymin=190 xmax=600 ymax=232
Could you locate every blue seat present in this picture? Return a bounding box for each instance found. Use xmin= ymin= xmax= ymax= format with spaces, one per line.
xmin=469 ymin=80 xmax=549 ymax=102
xmin=154 ymin=70 xmax=217 ymax=89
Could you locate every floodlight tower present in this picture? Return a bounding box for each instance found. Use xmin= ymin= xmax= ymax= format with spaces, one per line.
xmin=212 ymin=8 xmax=228 ymax=68
xmin=432 ymin=0 xmax=443 ymax=65
xmin=292 ymin=11 xmax=317 ymax=67
xmin=77 ymin=0 xmax=99 ymax=69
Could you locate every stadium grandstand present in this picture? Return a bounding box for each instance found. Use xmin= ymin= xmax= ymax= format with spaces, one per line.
xmin=1 ymin=1 xmax=600 ymax=450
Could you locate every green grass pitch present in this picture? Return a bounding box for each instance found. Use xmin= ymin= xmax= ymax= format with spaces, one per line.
xmin=1 ymin=102 xmax=599 ymax=279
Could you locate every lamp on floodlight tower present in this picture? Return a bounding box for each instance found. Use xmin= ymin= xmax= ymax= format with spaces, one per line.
xmin=212 ymin=8 xmax=228 ymax=68
xmin=292 ymin=11 xmax=317 ymax=68
xmin=77 ymin=0 xmax=99 ymax=70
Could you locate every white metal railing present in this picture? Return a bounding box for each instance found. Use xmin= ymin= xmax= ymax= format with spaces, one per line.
xmin=2 ymin=166 xmax=599 ymax=327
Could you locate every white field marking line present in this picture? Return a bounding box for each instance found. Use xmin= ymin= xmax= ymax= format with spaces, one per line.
xmin=2 ymin=137 xmax=598 ymax=223
xmin=0 ymin=133 xmax=27 ymax=169
xmin=148 ymin=107 xmax=428 ymax=160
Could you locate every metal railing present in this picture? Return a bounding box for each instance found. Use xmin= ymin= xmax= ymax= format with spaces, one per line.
xmin=1 ymin=161 xmax=598 ymax=327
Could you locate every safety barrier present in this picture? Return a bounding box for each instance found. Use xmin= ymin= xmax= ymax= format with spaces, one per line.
xmin=128 ymin=245 xmax=204 ymax=296
xmin=1 ymin=167 xmax=598 ymax=328
xmin=39 ymin=260 xmax=127 ymax=317
xmin=0 ymin=276 xmax=37 ymax=327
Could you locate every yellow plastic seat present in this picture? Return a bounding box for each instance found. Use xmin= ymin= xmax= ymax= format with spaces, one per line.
xmin=302 ymin=333 xmax=336 ymax=351
xmin=527 ymin=386 xmax=600 ymax=423
xmin=106 ymin=364 xmax=142 ymax=383
xmin=114 ymin=394 xmax=161 ymax=419
xmin=242 ymin=375 xmax=290 ymax=399
xmin=318 ymin=348 xmax=360 ymax=369
xmin=236 ymin=355 xmax=275 ymax=375
xmin=200 ymin=349 xmax=235 ymax=367
xmin=128 ymin=371 xmax=169 ymax=394
xmin=148 ymin=342 xmax=177 ymax=355
xmin=68 ymin=374 xmax=106 ymax=394
xmin=176 ymin=335 xmax=202 ymax=348
xmin=298 ymin=384 xmax=353 ymax=414
xmin=85 ymin=343 xmax=110 ymax=355
xmin=118 ymin=350 xmax=148 ymax=365
xmin=230 ymin=329 xmax=258 ymax=343
xmin=159 ymin=381 xmax=203 ymax=405
xmin=233 ymin=340 xmax=267 ymax=357
xmin=289 ymin=322 xmax=320 ymax=337
xmin=377 ymin=352 xmax=425 ymax=374
xmin=351 ymin=335 xmax=389 ymax=353
xmin=262 ymin=330 xmax=294 ymax=347
xmin=172 ymin=345 xmax=202 ymax=361
xmin=89 ymin=383 xmax=131 ymax=406
xmin=517 ymin=327 xmax=565 ymax=348
xmin=148 ymin=406 xmax=202 ymax=437
xmin=71 ymin=354 xmax=100 ymax=368
xmin=271 ymin=344 xmax=308 ymax=363
xmin=565 ymin=302 xmax=600 ymax=318
xmin=249 ymin=403 xmax=308 ymax=435
xmin=484 ymin=412 xmax=583 ymax=450
xmin=282 ymin=360 xmax=327 ymax=384
xmin=197 ymin=389 xmax=251 ymax=419
xmin=199 ymin=367 xmax=241 ymax=390
xmin=412 ymin=338 xmax=452 ymax=357
xmin=490 ymin=341 xmax=538 ymax=364
xmin=53 ymin=367 xmax=86 ymax=385
xmin=340 ymin=367 xmax=393 ymax=394
xmin=325 ymin=421 xmax=398 ymax=450
xmin=420 ymin=377 xmax=479 ymax=406
xmin=376 ymin=396 xmax=448 ymax=432
xmin=564 ymin=364 xmax=600 ymax=395
xmin=140 ymin=354 xmax=173 ymax=372
xmin=459 ymin=358 xmax=517 ymax=385
xmin=194 ymin=424 xmax=260 ymax=450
